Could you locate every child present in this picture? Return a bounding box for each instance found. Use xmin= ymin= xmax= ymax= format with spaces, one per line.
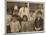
xmin=34 ymin=11 xmax=43 ymax=31
xmin=21 ymin=15 xmax=33 ymax=32
xmin=7 ymin=14 xmax=12 ymax=33
xmin=10 ymin=15 xmax=21 ymax=32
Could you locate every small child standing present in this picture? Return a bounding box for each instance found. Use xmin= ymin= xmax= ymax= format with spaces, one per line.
xmin=10 ymin=15 xmax=21 ymax=32
xmin=21 ymin=15 xmax=33 ymax=32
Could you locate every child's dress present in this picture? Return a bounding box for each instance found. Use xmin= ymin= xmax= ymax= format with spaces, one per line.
xmin=21 ymin=21 xmax=33 ymax=32
xmin=10 ymin=21 xmax=21 ymax=32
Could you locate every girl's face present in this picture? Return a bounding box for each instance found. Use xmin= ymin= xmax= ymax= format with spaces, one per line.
xmin=8 ymin=15 xmax=12 ymax=21
xmin=37 ymin=14 xmax=41 ymax=18
xmin=12 ymin=17 xmax=17 ymax=22
xmin=23 ymin=17 xmax=27 ymax=21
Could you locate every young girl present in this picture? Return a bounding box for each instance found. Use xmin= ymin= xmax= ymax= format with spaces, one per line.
xmin=21 ymin=15 xmax=33 ymax=32
xmin=10 ymin=15 xmax=21 ymax=32
xmin=34 ymin=11 xmax=43 ymax=31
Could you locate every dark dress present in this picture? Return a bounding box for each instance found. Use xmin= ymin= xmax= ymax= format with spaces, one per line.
xmin=34 ymin=17 xmax=44 ymax=31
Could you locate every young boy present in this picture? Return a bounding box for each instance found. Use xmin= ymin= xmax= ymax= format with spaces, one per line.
xmin=10 ymin=15 xmax=21 ymax=32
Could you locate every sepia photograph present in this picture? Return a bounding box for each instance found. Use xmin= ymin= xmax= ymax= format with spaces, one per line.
xmin=6 ymin=0 xmax=44 ymax=33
